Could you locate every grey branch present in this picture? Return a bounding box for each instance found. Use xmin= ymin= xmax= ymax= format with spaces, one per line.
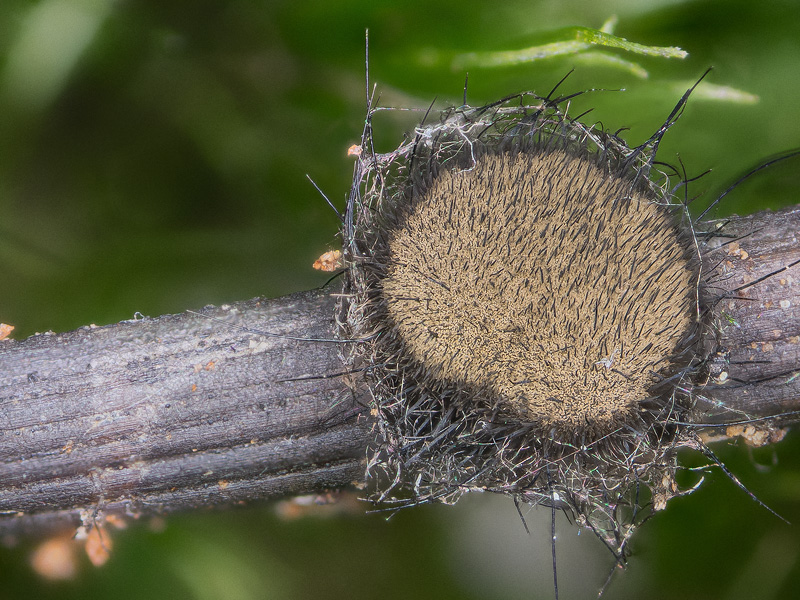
xmin=699 ymin=205 xmax=800 ymax=421
xmin=2 ymin=205 xmax=800 ymax=539
xmin=0 ymin=290 xmax=372 ymax=540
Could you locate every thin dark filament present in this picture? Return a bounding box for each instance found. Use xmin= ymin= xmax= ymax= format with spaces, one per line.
xmin=691 ymin=438 xmax=788 ymax=523
xmin=729 ymin=256 xmax=800 ymax=294
xmin=675 ymin=409 xmax=800 ymax=427
xmin=275 ymin=363 xmax=380 ymax=383
xmin=626 ymin=68 xmax=711 ymax=171
xmin=696 ymin=148 xmax=800 ymax=222
xmin=514 ymin=496 xmax=532 ymax=535
xmin=306 ymin=174 xmax=342 ymax=220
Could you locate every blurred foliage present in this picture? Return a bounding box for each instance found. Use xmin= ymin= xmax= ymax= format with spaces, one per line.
xmin=1 ymin=0 xmax=800 ymax=598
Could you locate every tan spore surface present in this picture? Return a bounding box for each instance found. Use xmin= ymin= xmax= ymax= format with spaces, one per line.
xmin=381 ymin=148 xmax=696 ymax=430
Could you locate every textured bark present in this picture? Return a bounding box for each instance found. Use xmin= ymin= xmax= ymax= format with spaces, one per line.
xmin=699 ymin=205 xmax=800 ymax=422
xmin=0 ymin=289 xmax=372 ymax=541
xmin=1 ymin=205 xmax=799 ymax=540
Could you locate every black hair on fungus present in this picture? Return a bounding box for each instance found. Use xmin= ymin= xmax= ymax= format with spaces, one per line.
xmin=341 ymin=84 xmax=709 ymax=560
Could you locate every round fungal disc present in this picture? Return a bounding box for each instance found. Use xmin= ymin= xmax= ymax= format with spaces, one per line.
xmin=381 ymin=148 xmax=696 ymax=432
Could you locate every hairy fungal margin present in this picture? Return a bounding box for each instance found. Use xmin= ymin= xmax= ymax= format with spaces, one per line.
xmin=340 ymin=84 xmax=709 ymax=560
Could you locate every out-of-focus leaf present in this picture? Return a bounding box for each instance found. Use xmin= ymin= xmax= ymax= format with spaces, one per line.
xmin=453 ymin=19 xmax=686 ymax=72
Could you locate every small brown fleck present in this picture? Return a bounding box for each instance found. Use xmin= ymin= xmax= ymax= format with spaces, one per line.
xmin=30 ymin=535 xmax=78 ymax=580
xmin=725 ymin=242 xmax=749 ymax=260
xmin=274 ymin=492 xmax=362 ymax=520
xmin=762 ymin=342 xmax=774 ymax=352
xmin=218 ymin=480 xmax=230 ymax=490
xmin=313 ymin=249 xmax=343 ymax=272
xmin=84 ymin=525 xmax=112 ymax=567
xmin=204 ymin=360 xmax=216 ymax=371
xmin=104 ymin=514 xmax=127 ymax=530
xmin=726 ymin=424 xmax=789 ymax=447
xmin=0 ymin=323 xmax=13 ymax=341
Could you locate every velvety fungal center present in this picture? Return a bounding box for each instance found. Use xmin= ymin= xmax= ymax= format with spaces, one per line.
xmin=381 ymin=149 xmax=695 ymax=429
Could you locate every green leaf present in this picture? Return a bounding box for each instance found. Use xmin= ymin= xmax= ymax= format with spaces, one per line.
xmin=453 ymin=19 xmax=687 ymax=72
xmin=573 ymin=27 xmax=687 ymax=59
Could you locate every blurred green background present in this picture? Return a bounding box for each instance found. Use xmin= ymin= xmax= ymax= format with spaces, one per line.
xmin=2 ymin=0 xmax=800 ymax=598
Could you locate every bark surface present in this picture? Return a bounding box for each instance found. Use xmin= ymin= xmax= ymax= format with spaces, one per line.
xmin=0 ymin=290 xmax=371 ymax=540
xmin=700 ymin=205 xmax=800 ymax=421
xmin=1 ymin=205 xmax=799 ymax=539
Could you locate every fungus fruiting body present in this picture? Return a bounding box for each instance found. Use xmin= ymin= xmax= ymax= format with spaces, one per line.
xmin=341 ymin=85 xmax=709 ymax=558
xmin=382 ymin=148 xmax=696 ymax=434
